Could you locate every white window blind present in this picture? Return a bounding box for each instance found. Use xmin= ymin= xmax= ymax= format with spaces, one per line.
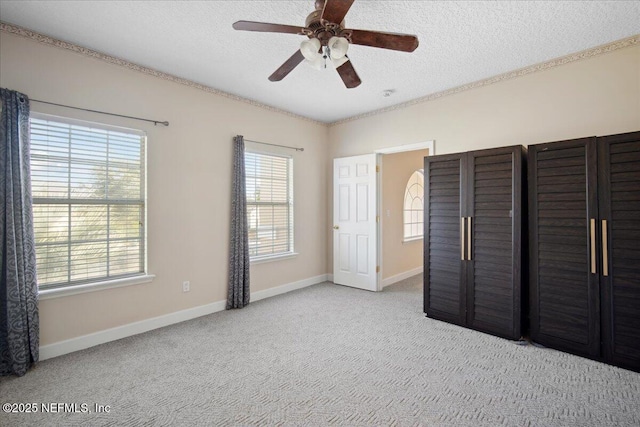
xmin=245 ymin=150 xmax=293 ymax=258
xmin=29 ymin=114 xmax=146 ymax=289
xmin=403 ymin=169 xmax=424 ymax=240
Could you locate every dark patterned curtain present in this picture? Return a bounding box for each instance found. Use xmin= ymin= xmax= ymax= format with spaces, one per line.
xmin=0 ymin=88 xmax=39 ymax=376
xmin=227 ymin=135 xmax=250 ymax=309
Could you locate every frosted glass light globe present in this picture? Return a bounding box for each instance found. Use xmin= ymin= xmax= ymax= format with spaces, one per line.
xmin=328 ymin=36 xmax=349 ymax=59
xmin=300 ymin=38 xmax=321 ymax=61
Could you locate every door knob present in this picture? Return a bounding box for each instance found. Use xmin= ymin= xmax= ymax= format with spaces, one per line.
xmin=333 ymin=225 xmax=339 ymax=230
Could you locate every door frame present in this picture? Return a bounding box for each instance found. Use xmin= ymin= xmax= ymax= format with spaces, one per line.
xmin=374 ymin=140 xmax=435 ymax=290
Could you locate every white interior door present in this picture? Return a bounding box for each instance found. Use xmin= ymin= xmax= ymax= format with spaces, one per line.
xmin=333 ymin=154 xmax=378 ymax=291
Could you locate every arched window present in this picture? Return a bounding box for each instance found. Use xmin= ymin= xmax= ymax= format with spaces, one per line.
xmin=403 ymin=169 xmax=424 ymax=240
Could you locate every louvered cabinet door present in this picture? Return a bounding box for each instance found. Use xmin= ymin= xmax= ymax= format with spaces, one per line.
xmin=424 ymin=154 xmax=466 ymax=325
xmin=598 ymin=131 xmax=640 ymax=371
xmin=467 ymin=146 xmax=524 ymax=339
xmin=529 ymin=138 xmax=600 ymax=358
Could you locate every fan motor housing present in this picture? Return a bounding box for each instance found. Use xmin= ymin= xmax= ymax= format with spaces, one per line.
xmin=305 ymin=9 xmax=346 ymax=44
xmin=305 ymin=10 xmax=323 ymax=30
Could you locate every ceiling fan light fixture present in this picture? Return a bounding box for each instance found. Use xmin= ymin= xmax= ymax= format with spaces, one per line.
xmin=233 ymin=0 xmax=419 ymax=88
xmin=328 ymin=36 xmax=349 ymax=59
xmin=300 ymin=38 xmax=321 ymax=61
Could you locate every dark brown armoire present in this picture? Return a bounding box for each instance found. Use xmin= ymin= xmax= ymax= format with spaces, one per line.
xmin=424 ymin=145 xmax=526 ymax=340
xmin=528 ymin=131 xmax=640 ymax=372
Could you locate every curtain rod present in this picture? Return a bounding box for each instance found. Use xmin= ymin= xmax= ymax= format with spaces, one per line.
xmin=244 ymin=138 xmax=304 ymax=152
xmin=30 ymin=99 xmax=169 ymax=127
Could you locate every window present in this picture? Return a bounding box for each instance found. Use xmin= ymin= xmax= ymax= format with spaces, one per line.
xmin=245 ymin=150 xmax=293 ymax=259
xmin=403 ymin=169 xmax=424 ymax=241
xmin=30 ymin=114 xmax=146 ymax=290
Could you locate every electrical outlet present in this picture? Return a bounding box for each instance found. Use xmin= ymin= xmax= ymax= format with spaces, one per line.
xmin=182 ymin=281 xmax=190 ymax=293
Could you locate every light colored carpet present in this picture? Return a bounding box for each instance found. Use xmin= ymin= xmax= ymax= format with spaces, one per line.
xmin=1 ymin=275 xmax=639 ymax=426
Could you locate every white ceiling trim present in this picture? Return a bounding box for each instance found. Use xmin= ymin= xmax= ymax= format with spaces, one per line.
xmin=0 ymin=22 xmax=324 ymax=126
xmin=2 ymin=22 xmax=637 ymax=128
xmin=332 ymin=34 xmax=640 ymax=126
xmin=375 ymin=141 xmax=435 ymax=155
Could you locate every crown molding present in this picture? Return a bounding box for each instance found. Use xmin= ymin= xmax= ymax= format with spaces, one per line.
xmin=0 ymin=22 xmax=326 ymax=127
xmin=330 ymin=34 xmax=640 ymax=126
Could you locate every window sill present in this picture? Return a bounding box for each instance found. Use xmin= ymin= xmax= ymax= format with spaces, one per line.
xmin=250 ymin=252 xmax=299 ymax=265
xmin=403 ymin=236 xmax=423 ymax=244
xmin=39 ymin=274 xmax=155 ymax=300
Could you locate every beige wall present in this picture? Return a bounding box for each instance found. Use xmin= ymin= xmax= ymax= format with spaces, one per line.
xmin=381 ymin=149 xmax=429 ymax=280
xmin=0 ymin=32 xmax=329 ymax=346
xmin=328 ymin=44 xmax=640 ymax=275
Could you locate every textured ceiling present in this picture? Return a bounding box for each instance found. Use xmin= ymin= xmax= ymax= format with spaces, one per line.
xmin=1 ymin=1 xmax=639 ymax=123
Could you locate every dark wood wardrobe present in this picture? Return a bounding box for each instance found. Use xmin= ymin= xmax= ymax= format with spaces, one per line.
xmin=528 ymin=131 xmax=640 ymax=372
xmin=423 ymin=145 xmax=526 ymax=340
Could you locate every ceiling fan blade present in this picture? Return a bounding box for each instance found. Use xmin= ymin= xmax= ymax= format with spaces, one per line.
xmin=269 ymin=50 xmax=305 ymax=82
xmin=232 ymin=20 xmax=305 ymax=35
xmin=348 ymin=29 xmax=419 ymax=52
xmin=336 ymin=58 xmax=361 ymax=89
xmin=322 ymin=0 xmax=355 ymax=24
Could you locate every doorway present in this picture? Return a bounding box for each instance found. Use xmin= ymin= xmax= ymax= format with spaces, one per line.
xmin=331 ymin=141 xmax=434 ymax=291
xmin=376 ymin=141 xmax=434 ymax=289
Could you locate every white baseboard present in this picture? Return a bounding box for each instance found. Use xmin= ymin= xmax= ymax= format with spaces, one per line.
xmin=381 ymin=266 xmax=423 ymax=288
xmin=39 ymin=274 xmax=328 ymax=361
xmin=250 ymin=274 xmax=328 ymax=302
xmin=327 ymin=273 xmax=334 ymax=282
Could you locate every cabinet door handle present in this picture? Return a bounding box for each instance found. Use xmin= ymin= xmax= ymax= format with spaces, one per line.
xmin=590 ymin=218 xmax=596 ymax=274
xmin=467 ymin=217 xmax=472 ymax=261
xmin=602 ymin=220 xmax=609 ymax=277
xmin=460 ymin=217 xmax=465 ymax=260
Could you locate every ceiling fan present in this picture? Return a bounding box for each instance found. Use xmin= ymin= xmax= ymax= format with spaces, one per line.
xmin=232 ymin=0 xmax=419 ymax=89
